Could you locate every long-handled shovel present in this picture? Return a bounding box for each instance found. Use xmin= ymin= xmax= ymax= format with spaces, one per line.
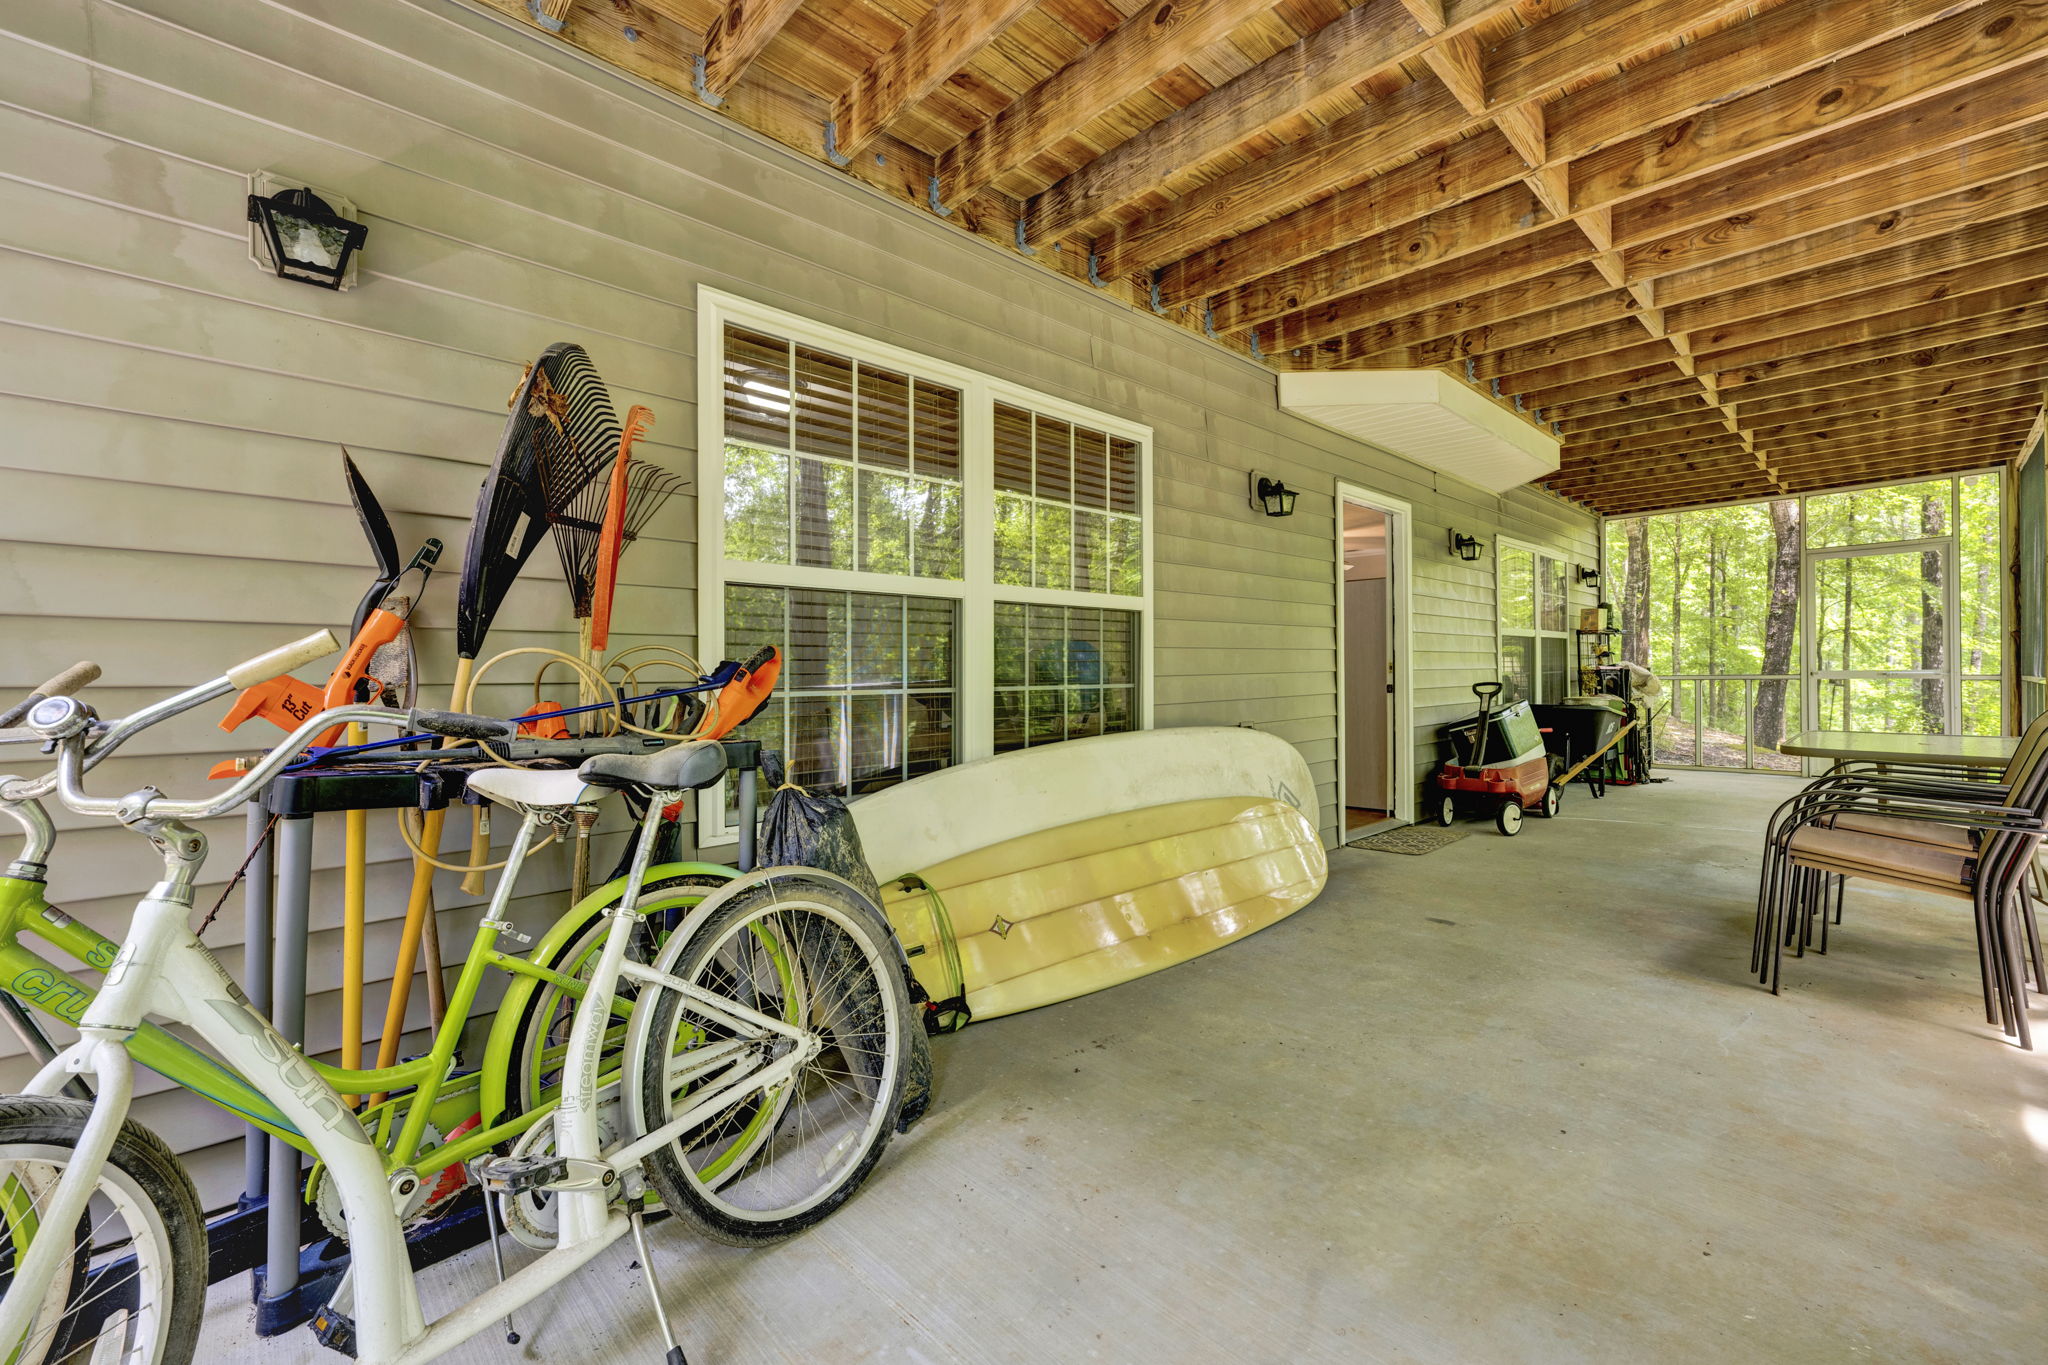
xmin=377 ymin=344 xmax=620 ymax=1074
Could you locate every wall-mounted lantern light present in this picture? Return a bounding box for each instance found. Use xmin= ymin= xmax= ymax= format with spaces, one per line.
xmin=1249 ymin=472 xmax=1298 ymax=518
xmin=247 ymin=181 xmax=367 ymax=290
xmin=1576 ymin=563 xmax=1601 ymax=586
xmin=1450 ymin=531 xmax=1482 ymax=562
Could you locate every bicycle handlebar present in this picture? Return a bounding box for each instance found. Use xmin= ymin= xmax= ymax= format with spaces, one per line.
xmin=0 ymin=629 xmax=354 ymax=815
xmin=41 ymin=701 xmax=405 ymax=820
xmin=0 ymin=661 xmax=103 ymax=729
xmin=225 ymin=629 xmax=342 ymax=689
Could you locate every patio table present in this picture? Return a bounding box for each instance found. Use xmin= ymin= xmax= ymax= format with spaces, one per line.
xmin=1778 ymin=731 xmax=2018 ymax=772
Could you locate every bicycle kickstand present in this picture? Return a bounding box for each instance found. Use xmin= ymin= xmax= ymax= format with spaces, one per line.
xmin=627 ymin=1189 xmax=689 ymax=1365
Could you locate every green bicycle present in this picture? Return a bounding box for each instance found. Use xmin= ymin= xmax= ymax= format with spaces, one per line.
xmin=1 ymin=637 xmax=914 ymax=1365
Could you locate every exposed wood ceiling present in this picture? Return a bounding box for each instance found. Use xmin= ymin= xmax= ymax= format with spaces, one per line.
xmin=479 ymin=0 xmax=2048 ymax=514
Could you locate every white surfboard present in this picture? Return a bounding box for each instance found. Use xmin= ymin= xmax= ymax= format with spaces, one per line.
xmin=850 ymin=727 xmax=1328 ymax=1021
xmin=851 ymin=726 xmax=1321 ymax=881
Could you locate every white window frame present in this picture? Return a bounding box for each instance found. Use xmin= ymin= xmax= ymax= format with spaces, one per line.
xmin=695 ymin=287 xmax=1155 ymax=846
xmin=1495 ymin=537 xmax=1571 ymax=704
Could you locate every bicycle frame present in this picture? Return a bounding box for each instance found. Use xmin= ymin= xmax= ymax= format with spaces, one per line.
xmin=0 ymin=849 xmax=735 ymax=1182
xmin=1 ymin=788 xmax=805 ymax=1365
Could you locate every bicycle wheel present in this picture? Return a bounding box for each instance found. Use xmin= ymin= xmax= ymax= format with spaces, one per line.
xmin=635 ymin=876 xmax=908 ymax=1246
xmin=501 ymin=872 xmax=731 ymax=1122
xmin=0 ymin=1095 xmax=204 ymax=1365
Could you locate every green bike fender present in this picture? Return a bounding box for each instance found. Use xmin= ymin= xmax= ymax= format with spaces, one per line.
xmin=475 ymin=860 xmax=733 ymax=1127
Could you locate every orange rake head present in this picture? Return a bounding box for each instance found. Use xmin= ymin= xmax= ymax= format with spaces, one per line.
xmin=589 ymin=405 xmax=654 ymax=653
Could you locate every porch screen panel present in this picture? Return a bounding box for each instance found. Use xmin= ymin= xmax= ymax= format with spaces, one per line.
xmin=2020 ymin=441 xmax=2046 ymax=724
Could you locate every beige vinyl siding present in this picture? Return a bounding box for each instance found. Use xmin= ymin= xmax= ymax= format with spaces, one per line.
xmin=0 ymin=0 xmax=1596 ymax=1207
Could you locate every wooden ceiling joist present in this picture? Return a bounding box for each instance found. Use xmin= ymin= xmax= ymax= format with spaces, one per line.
xmin=1666 ymin=205 xmax=2048 ymax=337
xmin=1168 ymin=164 xmax=1547 ymax=324
xmin=933 ymin=0 xmax=1272 ymax=210
xmin=1569 ymin=3 xmax=2048 ymax=213
xmin=1620 ymin=120 xmax=2048 ymax=283
xmin=1026 ymin=0 xmax=1495 ymax=245
xmin=1734 ymin=355 xmax=2048 ymax=421
xmin=1715 ymin=302 xmax=2048 ymax=392
xmin=1723 ymin=324 xmax=2048 ymax=407
xmin=827 ymin=0 xmax=1044 ymax=159
xmin=1752 ymin=415 xmax=2040 ymax=468
xmin=1684 ymin=242 xmax=2048 ymax=357
xmin=511 ymin=0 xmax=2048 ymax=513
xmin=1574 ymin=357 xmax=2048 ymax=439
xmin=696 ymin=0 xmax=811 ymax=101
xmin=1313 ymin=290 xmax=1634 ymax=372
xmin=1653 ymin=177 xmax=2048 ymax=312
xmin=1568 ymin=403 xmax=2039 ymax=475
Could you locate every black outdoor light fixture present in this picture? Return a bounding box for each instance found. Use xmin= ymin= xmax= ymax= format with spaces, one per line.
xmin=1576 ymin=563 xmax=1601 ymax=586
xmin=247 ymin=185 xmax=367 ymax=290
xmin=1249 ymin=472 xmax=1298 ymax=518
xmin=1450 ymin=531 xmax=1483 ymax=561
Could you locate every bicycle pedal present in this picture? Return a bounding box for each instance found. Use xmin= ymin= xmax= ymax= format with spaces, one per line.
xmin=470 ymin=1153 xmax=566 ymax=1194
xmin=310 ymin=1305 xmax=357 ymax=1359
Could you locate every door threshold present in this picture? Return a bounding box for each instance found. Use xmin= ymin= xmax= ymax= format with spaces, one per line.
xmin=1347 ymin=816 xmax=1406 ymax=840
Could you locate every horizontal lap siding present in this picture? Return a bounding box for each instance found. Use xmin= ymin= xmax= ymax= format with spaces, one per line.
xmin=0 ymin=0 xmax=1594 ymax=1204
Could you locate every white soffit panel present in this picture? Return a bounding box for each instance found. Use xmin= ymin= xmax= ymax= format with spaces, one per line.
xmin=1278 ymin=370 xmax=1561 ymax=493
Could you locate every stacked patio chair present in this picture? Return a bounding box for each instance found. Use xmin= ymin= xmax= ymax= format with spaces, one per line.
xmin=1753 ymin=711 xmax=2048 ymax=1049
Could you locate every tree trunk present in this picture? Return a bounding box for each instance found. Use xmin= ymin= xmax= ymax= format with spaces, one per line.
xmin=1707 ymin=526 xmax=1722 ymax=728
xmin=1969 ymin=561 xmax=1989 ymax=673
xmin=1752 ymin=499 xmax=1801 ymax=750
xmin=1669 ymin=514 xmax=1686 ymax=680
xmin=1622 ymin=517 xmax=1650 ymax=668
xmin=1919 ymin=494 xmax=1945 ymax=730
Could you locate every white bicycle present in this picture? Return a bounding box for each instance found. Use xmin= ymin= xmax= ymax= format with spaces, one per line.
xmin=0 ymin=632 xmax=910 ymax=1365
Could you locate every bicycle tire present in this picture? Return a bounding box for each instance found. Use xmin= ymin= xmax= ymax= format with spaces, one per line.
xmin=635 ymin=876 xmax=908 ymax=1246
xmin=499 ymin=872 xmax=732 ymax=1124
xmin=0 ymin=1095 xmax=205 ymax=1365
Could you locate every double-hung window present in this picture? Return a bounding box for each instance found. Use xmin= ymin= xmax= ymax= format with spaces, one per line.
xmin=697 ymin=289 xmax=1152 ymax=843
xmin=1497 ymin=541 xmax=1570 ymax=704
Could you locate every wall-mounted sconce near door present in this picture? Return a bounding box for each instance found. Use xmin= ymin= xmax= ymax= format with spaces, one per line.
xmin=1449 ymin=531 xmax=1482 ymax=562
xmin=1576 ymin=563 xmax=1601 ymax=586
xmin=1248 ymin=471 xmax=1298 ymax=517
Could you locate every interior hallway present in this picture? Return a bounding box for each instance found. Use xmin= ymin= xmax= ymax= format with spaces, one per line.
xmin=207 ymin=771 xmax=2048 ymax=1363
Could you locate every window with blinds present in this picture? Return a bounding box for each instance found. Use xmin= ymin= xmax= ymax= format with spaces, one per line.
xmin=992 ymin=403 xmax=1142 ymax=595
xmin=1499 ymin=543 xmax=1570 ymax=704
xmin=722 ymin=325 xmax=964 ymax=578
xmin=994 ymin=603 xmax=1138 ymax=751
xmin=700 ymin=294 xmax=1152 ymax=838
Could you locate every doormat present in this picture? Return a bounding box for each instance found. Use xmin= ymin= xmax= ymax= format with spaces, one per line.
xmin=1347 ymin=825 xmax=1469 ymax=856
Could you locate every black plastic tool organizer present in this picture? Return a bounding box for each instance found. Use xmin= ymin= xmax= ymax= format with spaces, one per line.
xmin=239 ymin=761 xmax=488 ymax=1335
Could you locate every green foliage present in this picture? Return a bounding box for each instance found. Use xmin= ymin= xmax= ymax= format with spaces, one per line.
xmin=1604 ymin=474 xmax=2006 ymax=755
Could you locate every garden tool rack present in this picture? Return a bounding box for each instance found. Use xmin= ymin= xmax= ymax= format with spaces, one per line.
xmin=231 ymin=678 xmax=759 ymax=1335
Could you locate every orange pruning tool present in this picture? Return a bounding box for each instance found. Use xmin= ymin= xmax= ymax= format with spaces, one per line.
xmin=213 ymin=538 xmax=442 ymax=762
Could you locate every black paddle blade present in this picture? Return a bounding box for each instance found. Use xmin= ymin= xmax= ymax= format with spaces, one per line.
xmin=458 ymin=343 xmax=622 ymax=658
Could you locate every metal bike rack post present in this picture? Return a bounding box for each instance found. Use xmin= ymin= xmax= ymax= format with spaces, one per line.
xmin=242 ymin=799 xmax=274 ymax=1205
xmin=265 ymin=811 xmax=315 ymax=1298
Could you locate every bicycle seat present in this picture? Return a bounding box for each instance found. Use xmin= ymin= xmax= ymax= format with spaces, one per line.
xmin=465 ymin=766 xmax=606 ymax=811
xmin=578 ymin=740 xmax=727 ymax=793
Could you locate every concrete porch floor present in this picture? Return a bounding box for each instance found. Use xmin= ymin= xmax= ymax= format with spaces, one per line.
xmin=208 ymin=770 xmax=2048 ymax=1363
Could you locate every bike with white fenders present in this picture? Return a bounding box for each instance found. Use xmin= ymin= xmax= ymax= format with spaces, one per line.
xmin=0 ymin=631 xmax=910 ymax=1365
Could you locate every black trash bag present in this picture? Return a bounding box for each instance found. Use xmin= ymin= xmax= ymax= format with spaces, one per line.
xmin=756 ymin=752 xmax=933 ymax=1131
xmin=757 ymin=751 xmax=883 ymax=903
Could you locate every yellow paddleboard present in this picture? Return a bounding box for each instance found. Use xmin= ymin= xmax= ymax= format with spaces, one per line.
xmin=880 ymin=796 xmax=1327 ymax=1022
